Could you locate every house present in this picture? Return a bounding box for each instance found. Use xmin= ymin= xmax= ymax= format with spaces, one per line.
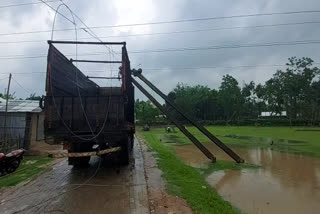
xmin=260 ymin=111 xmax=287 ymax=117
xmin=0 ymin=99 xmax=44 ymax=153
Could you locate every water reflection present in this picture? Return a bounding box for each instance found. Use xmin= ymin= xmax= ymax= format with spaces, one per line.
xmin=174 ymin=144 xmax=320 ymax=214
xmin=223 ymin=134 xmax=306 ymax=144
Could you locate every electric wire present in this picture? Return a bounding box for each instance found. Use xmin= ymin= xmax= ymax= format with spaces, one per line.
xmin=1 ymin=62 xmax=320 ymax=78
xmin=42 ymin=0 xmax=119 ymax=143
xmin=129 ymin=40 xmax=320 ymax=53
xmin=1 ymin=9 xmax=320 ymax=36
xmin=2 ymin=62 xmax=319 ymax=76
xmin=7 ymin=3 xmax=105 ymax=213
xmin=1 ymin=39 xmax=320 ymax=60
xmin=11 ymin=77 xmax=31 ymax=94
xmin=51 ymin=2 xmax=97 ymax=139
xmin=45 ymin=2 xmax=103 ymax=141
xmin=39 ymin=0 xmax=74 ymax=24
xmin=1 ymin=20 xmax=320 ymax=44
xmin=0 ymin=0 xmax=59 ymax=9
xmin=53 ymin=0 xmax=116 ymax=140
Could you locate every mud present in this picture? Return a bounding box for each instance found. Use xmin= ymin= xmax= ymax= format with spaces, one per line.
xmin=0 ymin=139 xmax=149 ymax=214
xmin=139 ymin=137 xmax=193 ymax=214
xmin=175 ymin=143 xmax=320 ymax=214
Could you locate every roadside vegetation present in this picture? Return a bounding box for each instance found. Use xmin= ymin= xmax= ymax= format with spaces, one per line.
xmin=0 ymin=156 xmax=53 ymax=188
xmin=139 ymin=131 xmax=258 ymax=214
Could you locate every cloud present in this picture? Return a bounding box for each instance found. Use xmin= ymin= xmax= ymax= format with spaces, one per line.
xmin=0 ymin=0 xmax=320 ymax=100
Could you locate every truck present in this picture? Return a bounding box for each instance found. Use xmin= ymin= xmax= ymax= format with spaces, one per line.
xmin=42 ymin=41 xmax=135 ymax=165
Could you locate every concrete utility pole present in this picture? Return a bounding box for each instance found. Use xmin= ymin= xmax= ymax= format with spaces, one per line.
xmin=3 ymin=73 xmax=12 ymax=152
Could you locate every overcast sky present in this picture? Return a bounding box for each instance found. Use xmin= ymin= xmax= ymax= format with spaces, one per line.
xmin=0 ymin=0 xmax=320 ymax=100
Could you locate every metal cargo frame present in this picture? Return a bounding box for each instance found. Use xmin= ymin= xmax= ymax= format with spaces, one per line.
xmin=44 ymin=41 xmax=135 ymax=144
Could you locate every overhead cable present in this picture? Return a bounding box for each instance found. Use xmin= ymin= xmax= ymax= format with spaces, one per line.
xmin=1 ymin=9 xmax=320 ymax=36
xmin=0 ymin=39 xmax=320 ymax=60
xmin=1 ymin=20 xmax=320 ymax=44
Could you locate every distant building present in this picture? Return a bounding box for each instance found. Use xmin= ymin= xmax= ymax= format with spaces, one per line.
xmin=0 ymin=99 xmax=44 ymax=152
xmin=260 ymin=111 xmax=287 ymax=117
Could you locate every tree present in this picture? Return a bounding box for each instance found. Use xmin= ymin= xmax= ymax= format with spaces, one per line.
xmin=263 ymin=72 xmax=285 ymax=116
xmin=0 ymin=92 xmax=16 ymax=100
xmin=262 ymin=57 xmax=320 ymax=120
xmin=167 ymin=83 xmax=220 ymax=121
xmin=144 ymin=57 xmax=320 ymax=125
xmin=26 ymin=93 xmax=42 ymax=101
xmin=254 ymin=84 xmax=267 ymax=115
xmin=310 ymin=80 xmax=320 ymax=121
xmin=135 ymin=99 xmax=159 ymax=124
xmin=284 ymin=57 xmax=319 ymax=120
xmin=218 ymin=74 xmax=242 ymax=121
xmin=241 ymin=81 xmax=258 ymax=118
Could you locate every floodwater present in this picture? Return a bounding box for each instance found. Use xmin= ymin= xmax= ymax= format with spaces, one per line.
xmin=224 ymin=134 xmax=306 ymax=144
xmin=174 ymin=143 xmax=320 ymax=214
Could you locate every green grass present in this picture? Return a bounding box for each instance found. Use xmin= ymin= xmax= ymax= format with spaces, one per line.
xmin=0 ymin=156 xmax=53 ymax=188
xmin=139 ymin=131 xmax=242 ymax=214
xmin=150 ymin=126 xmax=320 ymax=158
xmin=199 ymin=160 xmax=259 ymax=177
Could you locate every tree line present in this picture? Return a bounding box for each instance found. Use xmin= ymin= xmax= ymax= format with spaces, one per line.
xmin=135 ymin=57 xmax=320 ymax=126
xmin=0 ymin=93 xmax=42 ymax=101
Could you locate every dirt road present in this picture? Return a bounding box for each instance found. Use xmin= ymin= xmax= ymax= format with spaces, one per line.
xmin=0 ymin=139 xmax=149 ymax=214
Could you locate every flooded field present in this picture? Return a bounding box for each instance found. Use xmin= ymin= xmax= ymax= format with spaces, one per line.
xmin=223 ymin=134 xmax=306 ymax=145
xmin=175 ymin=143 xmax=320 ymax=214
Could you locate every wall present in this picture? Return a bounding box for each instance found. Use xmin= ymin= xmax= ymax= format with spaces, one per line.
xmin=0 ymin=112 xmax=26 ymax=152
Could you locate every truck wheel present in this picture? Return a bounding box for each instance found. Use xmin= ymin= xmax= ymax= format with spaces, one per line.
xmin=130 ymin=134 xmax=134 ymax=150
xmin=69 ymin=157 xmax=91 ymax=166
xmin=119 ymin=138 xmax=130 ymax=166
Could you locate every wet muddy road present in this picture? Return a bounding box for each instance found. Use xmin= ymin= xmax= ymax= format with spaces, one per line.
xmin=175 ymin=143 xmax=320 ymax=214
xmin=0 ymin=139 xmax=149 ymax=214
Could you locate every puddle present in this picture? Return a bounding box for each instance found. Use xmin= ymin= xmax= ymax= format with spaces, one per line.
xmin=224 ymin=134 xmax=306 ymax=144
xmin=160 ymin=134 xmax=186 ymax=145
xmin=174 ymin=143 xmax=320 ymax=214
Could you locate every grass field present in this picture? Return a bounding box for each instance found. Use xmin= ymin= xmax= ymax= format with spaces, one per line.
xmin=0 ymin=156 xmax=53 ymax=188
xmin=139 ymin=126 xmax=319 ymax=213
xmin=139 ymin=131 xmax=243 ymax=214
xmin=157 ymin=126 xmax=320 ymax=158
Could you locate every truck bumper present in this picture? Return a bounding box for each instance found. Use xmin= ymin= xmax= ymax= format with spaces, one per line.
xmin=49 ymin=147 xmax=121 ymax=158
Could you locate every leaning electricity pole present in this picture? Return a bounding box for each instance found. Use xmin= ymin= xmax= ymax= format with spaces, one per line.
xmin=3 ymin=73 xmax=12 ymax=152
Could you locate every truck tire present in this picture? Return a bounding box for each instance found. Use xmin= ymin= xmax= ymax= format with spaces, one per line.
xmin=130 ymin=134 xmax=134 ymax=150
xmin=119 ymin=137 xmax=131 ymax=166
xmin=69 ymin=156 xmax=91 ymax=166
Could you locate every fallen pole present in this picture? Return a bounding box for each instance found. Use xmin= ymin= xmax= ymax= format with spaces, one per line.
xmin=133 ymin=71 xmax=244 ymax=163
xmin=132 ymin=78 xmax=216 ymax=162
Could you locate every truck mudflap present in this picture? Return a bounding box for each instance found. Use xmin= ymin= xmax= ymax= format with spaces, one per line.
xmin=49 ymin=147 xmax=121 ymax=158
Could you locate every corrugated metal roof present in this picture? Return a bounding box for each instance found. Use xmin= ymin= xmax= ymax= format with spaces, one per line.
xmin=0 ymin=99 xmax=42 ymax=113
